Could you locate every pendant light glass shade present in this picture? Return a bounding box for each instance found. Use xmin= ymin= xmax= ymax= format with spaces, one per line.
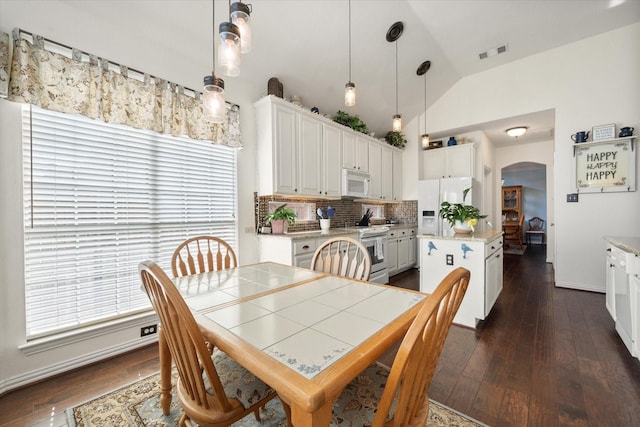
xmin=230 ymin=2 xmax=251 ymax=53
xmin=392 ymin=114 xmax=402 ymax=132
xmin=218 ymin=22 xmax=241 ymax=77
xmin=421 ymin=133 xmax=430 ymax=149
xmin=345 ymin=82 xmax=356 ymax=106
xmin=203 ymin=74 xmax=226 ymax=123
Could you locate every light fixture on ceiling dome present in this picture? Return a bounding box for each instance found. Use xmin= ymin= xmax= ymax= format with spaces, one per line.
xmin=417 ymin=60 xmax=431 ymax=149
xmin=203 ymin=0 xmax=226 ymax=123
xmin=506 ymin=126 xmax=528 ymax=138
xmin=387 ymin=21 xmax=403 ymax=132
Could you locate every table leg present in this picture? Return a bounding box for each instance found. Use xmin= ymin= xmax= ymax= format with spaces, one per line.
xmin=158 ymin=328 xmax=172 ymax=416
xmin=291 ymin=401 xmax=332 ymax=427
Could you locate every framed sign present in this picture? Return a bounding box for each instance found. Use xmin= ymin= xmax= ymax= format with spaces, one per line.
xmin=592 ymin=123 xmax=616 ymax=141
xmin=574 ymin=138 xmax=636 ymax=193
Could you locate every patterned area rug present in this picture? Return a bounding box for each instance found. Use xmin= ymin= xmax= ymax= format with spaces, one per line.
xmin=503 ymin=244 xmax=527 ymax=255
xmin=67 ymin=369 xmax=488 ymax=427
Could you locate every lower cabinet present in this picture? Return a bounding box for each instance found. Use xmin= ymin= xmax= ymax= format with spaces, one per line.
xmin=387 ymin=227 xmax=417 ymax=277
xmin=258 ymin=233 xmax=359 ymax=269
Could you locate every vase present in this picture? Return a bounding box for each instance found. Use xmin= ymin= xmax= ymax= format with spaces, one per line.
xmin=453 ymin=220 xmax=472 ymax=234
xmin=447 ymin=136 xmax=457 ymax=146
xmin=320 ymin=219 xmax=331 ymax=231
xmin=271 ymin=219 xmax=288 ymax=234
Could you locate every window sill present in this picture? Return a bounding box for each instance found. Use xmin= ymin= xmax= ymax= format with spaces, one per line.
xmin=19 ymin=311 xmax=158 ymax=355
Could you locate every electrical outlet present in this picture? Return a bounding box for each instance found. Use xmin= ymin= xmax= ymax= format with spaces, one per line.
xmin=566 ymin=193 xmax=579 ymax=203
xmin=140 ymin=324 xmax=158 ymax=337
xmin=446 ymin=254 xmax=454 ymax=265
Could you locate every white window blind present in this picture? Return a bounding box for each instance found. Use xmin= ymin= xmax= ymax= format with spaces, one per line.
xmin=22 ymin=105 xmax=238 ymax=339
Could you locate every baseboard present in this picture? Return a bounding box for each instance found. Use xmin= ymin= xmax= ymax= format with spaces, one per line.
xmin=555 ymin=281 xmax=604 ymax=293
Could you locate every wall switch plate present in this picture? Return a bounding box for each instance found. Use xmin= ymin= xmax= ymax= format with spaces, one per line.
xmin=567 ymin=193 xmax=579 ymax=203
xmin=446 ymin=254 xmax=454 ymax=265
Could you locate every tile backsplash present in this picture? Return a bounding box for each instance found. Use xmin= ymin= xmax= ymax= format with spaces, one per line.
xmin=256 ymin=194 xmax=417 ymax=233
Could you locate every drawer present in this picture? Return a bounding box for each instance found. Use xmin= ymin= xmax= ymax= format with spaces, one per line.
xmin=486 ymin=237 xmax=503 ymax=256
xmin=293 ymin=238 xmax=317 ymax=255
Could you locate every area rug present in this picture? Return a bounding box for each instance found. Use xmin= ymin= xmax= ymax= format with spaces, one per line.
xmin=503 ymin=244 xmax=527 ymax=256
xmin=66 ymin=369 xmax=488 ymax=427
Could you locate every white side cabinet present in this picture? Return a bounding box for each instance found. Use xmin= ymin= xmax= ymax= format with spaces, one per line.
xmin=605 ymin=244 xmax=617 ymax=320
xmin=258 ymin=233 xmax=359 ymax=269
xmin=387 ymin=227 xmax=417 ymax=277
xmin=423 ymin=143 xmax=476 ymax=179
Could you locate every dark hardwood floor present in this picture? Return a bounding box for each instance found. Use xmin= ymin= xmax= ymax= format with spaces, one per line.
xmin=2 ymin=244 xmax=639 ymax=426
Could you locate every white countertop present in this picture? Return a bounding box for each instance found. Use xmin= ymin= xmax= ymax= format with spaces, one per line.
xmin=604 ymin=236 xmax=640 ymax=256
xmin=417 ymin=229 xmax=503 ymax=243
xmin=259 ymin=228 xmax=359 ymax=240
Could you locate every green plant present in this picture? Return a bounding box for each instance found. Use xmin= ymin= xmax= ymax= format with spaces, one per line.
xmin=385 ymin=131 xmax=407 ymax=149
xmin=332 ymin=110 xmax=368 ymax=134
xmin=264 ymin=203 xmax=297 ymax=225
xmin=439 ymin=188 xmax=487 ymax=231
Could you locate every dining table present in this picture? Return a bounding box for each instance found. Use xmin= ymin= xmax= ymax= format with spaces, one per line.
xmin=159 ymin=261 xmax=427 ymax=426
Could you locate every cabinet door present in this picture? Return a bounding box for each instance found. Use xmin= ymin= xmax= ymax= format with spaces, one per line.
xmin=368 ymin=142 xmax=382 ymax=199
xmin=485 ymin=249 xmax=503 ymax=316
xmin=423 ymin=149 xmax=447 ymax=179
xmin=408 ymin=235 xmax=416 ymax=266
xmin=273 ymin=104 xmax=298 ymax=195
xmin=392 ymin=150 xmax=403 ymax=201
xmin=446 ymin=144 xmax=474 ymax=178
xmin=342 ymin=132 xmax=357 ymax=169
xmin=322 ymin=123 xmax=342 ymax=198
xmin=606 ymin=249 xmax=616 ymax=319
xmin=298 ymin=114 xmax=323 ymax=196
xmin=356 ymin=135 xmax=370 ymax=172
xmin=387 ymin=238 xmax=398 ymax=275
xmin=397 ymin=236 xmax=410 ymax=270
xmin=380 ymin=146 xmax=394 ymax=201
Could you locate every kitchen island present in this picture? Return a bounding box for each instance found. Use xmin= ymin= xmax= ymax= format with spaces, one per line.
xmin=418 ymin=230 xmax=503 ymax=328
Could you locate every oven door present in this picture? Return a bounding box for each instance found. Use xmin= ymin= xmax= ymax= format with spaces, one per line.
xmin=361 ymin=235 xmax=387 ymax=273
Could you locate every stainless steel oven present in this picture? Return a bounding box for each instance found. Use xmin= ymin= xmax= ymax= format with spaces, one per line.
xmin=356 ymin=227 xmax=389 ymax=284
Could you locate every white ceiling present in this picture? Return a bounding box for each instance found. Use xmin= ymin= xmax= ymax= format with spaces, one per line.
xmin=3 ymin=0 xmax=640 ymax=143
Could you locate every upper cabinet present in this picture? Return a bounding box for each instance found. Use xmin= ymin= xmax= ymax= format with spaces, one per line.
xmin=423 ymin=143 xmax=476 ymax=179
xmin=392 ymin=150 xmax=403 ymax=201
xmin=342 ymin=133 xmax=369 ymax=172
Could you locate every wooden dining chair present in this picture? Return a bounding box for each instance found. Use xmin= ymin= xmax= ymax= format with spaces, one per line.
xmin=311 ymin=237 xmax=372 ymax=281
xmin=171 ymin=236 xmax=238 ymax=277
xmin=330 ymin=267 xmax=471 ymax=426
xmin=139 ymin=261 xmax=281 ymax=427
xmin=503 ymin=214 xmax=525 ymax=249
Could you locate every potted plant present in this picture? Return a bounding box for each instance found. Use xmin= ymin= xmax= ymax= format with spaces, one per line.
xmin=264 ymin=203 xmax=296 ymax=234
xmin=385 ymin=131 xmax=407 ymax=149
xmin=332 ymin=110 xmax=368 ymax=134
xmin=438 ymin=188 xmax=487 ymax=234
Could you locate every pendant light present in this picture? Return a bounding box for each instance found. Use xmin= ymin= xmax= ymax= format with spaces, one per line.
xmin=417 ymin=60 xmax=431 ymax=149
xmin=387 ymin=22 xmax=403 ymax=132
xmin=218 ymin=2 xmax=241 ymax=77
xmin=203 ymin=0 xmax=226 ymax=123
xmin=230 ymin=1 xmax=252 ymax=53
xmin=344 ymin=0 xmax=356 ymax=106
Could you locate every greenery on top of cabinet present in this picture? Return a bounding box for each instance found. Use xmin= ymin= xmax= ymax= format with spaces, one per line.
xmin=332 ymin=111 xmax=368 ymax=134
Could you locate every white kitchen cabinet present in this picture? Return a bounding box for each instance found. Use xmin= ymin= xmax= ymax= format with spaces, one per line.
xmin=632 ymin=260 xmax=640 ymax=357
xmin=369 ymin=143 xmax=395 ymax=202
xmin=255 ymin=96 xmax=343 ymax=198
xmin=423 ymin=143 xmax=476 ymax=179
xmin=387 ymin=227 xmax=417 ymax=276
xmin=258 ymin=231 xmax=359 ymax=268
xmin=418 ymin=231 xmax=503 ymax=328
xmin=392 ymin=150 xmax=403 ymax=201
xmin=368 ymin=142 xmax=382 ymax=199
xmin=606 ymin=244 xmax=617 ymax=320
xmin=343 ymin=133 xmax=369 ymax=172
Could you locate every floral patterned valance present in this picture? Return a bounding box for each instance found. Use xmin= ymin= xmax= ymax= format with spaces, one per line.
xmin=0 ymin=31 xmax=9 ymax=98
xmin=5 ymin=30 xmax=241 ymax=147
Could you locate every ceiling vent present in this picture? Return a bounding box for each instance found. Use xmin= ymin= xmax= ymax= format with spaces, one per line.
xmin=479 ymin=44 xmax=508 ymax=60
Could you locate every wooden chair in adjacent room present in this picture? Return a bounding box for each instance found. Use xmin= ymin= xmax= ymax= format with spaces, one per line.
xmin=526 ymin=216 xmax=545 ymax=245
xmin=330 ymin=267 xmax=471 ymax=426
xmin=139 ymin=261 xmax=285 ymax=427
xmin=310 ymin=236 xmax=372 ymax=281
xmin=171 ymin=236 xmax=238 ymax=277
xmin=503 ymin=214 xmax=525 ymax=249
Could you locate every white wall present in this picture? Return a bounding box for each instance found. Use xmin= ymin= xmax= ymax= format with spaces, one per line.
xmin=420 ymin=24 xmax=640 ymax=290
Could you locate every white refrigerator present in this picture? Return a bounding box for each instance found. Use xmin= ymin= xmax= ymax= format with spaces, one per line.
xmin=418 ymin=177 xmax=481 ymax=236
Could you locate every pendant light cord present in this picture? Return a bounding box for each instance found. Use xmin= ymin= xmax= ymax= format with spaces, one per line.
xmin=348 ymin=0 xmax=352 ymax=82
xmin=212 ymin=0 xmax=216 ymax=74
xmin=395 ymin=40 xmax=398 ymax=115
xmin=424 ymin=71 xmax=427 ymax=133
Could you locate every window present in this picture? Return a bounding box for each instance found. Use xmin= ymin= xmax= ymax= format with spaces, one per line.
xmin=362 ymin=204 xmax=385 ymax=219
xmin=22 ymin=105 xmax=238 ymax=339
xmin=267 ymin=201 xmax=316 ymax=222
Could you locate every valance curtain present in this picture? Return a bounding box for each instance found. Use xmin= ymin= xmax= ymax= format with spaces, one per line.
xmin=0 ymin=31 xmax=9 ymax=98
xmin=3 ymin=30 xmax=241 ymax=147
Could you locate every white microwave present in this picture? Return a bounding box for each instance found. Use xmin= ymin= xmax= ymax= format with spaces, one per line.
xmin=342 ymin=169 xmax=371 ymax=198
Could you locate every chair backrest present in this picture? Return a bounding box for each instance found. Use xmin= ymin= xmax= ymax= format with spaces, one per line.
xmin=139 ymin=261 xmax=243 ymax=419
xmin=171 ymin=236 xmax=238 ymax=277
xmin=373 ymin=267 xmax=470 ymax=426
xmin=528 ymin=216 xmax=544 ymax=231
xmin=310 ymin=237 xmax=371 ymax=281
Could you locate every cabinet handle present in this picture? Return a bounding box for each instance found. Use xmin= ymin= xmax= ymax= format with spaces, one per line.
xmin=609 ymin=263 xmax=615 ymax=268
xmin=606 ymin=248 xmax=612 ymax=252
xmin=303 ymin=245 xmax=310 ymax=249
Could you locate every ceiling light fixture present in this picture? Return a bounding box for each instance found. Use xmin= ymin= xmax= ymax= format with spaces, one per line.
xmin=203 ymin=0 xmax=226 ymax=123
xmin=344 ymin=0 xmax=356 ymax=107
xmin=230 ymin=1 xmax=252 ymax=53
xmin=506 ymin=126 xmax=528 ymax=138
xmin=218 ymin=1 xmax=241 ymax=77
xmin=387 ymin=21 xmax=403 ymax=132
xmin=417 ymin=60 xmax=431 ymax=149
